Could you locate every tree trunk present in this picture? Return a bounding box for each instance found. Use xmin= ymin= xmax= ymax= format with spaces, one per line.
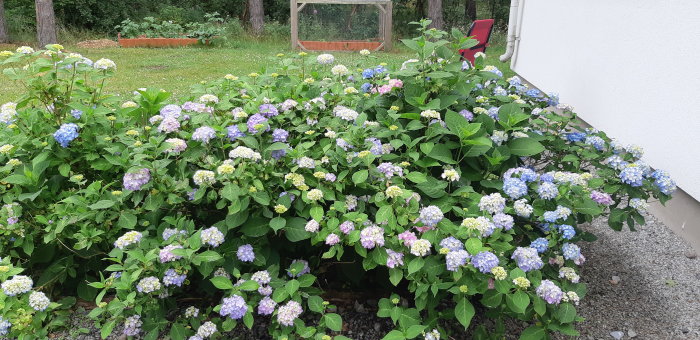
xmin=427 ymin=0 xmax=443 ymax=30
xmin=248 ymin=0 xmax=264 ymax=36
xmin=465 ymin=0 xmax=476 ymax=22
xmin=0 ymin=0 xmax=9 ymax=43
xmin=35 ymin=0 xmax=57 ymax=46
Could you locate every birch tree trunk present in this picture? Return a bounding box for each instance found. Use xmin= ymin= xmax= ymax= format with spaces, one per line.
xmin=35 ymin=0 xmax=58 ymax=46
xmin=0 ymin=0 xmax=9 ymax=43
xmin=427 ymin=0 xmax=443 ymax=30
xmin=248 ymin=0 xmax=264 ymax=36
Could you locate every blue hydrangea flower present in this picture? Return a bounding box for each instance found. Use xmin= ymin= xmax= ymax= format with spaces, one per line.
xmin=585 ymin=136 xmax=605 ymax=151
xmin=0 ymin=316 xmax=10 ymax=336
xmin=605 ymin=155 xmax=628 ymax=170
xmin=558 ymin=224 xmax=576 ymax=240
xmin=272 ymin=128 xmax=289 ymax=142
xmin=70 ymin=109 xmax=83 ymax=119
xmin=564 ymin=132 xmax=586 ymax=142
xmin=446 ymin=249 xmax=469 ymax=272
xmin=503 ymin=178 xmax=528 ymax=199
xmin=562 ymin=243 xmax=581 ymax=260
xmin=546 ymin=92 xmax=559 ymax=106
xmin=362 ymin=68 xmax=375 ymax=79
xmin=53 ymin=123 xmax=79 ymax=147
xmin=620 ymin=165 xmax=644 ymax=187
xmin=374 ymin=65 xmax=387 ymax=74
xmin=459 ymin=109 xmax=474 ymax=121
xmin=259 ymin=103 xmax=279 ymax=117
xmin=540 ymin=173 xmax=554 ymax=182
xmin=493 ymin=213 xmax=514 ymax=230
xmin=220 ymin=295 xmax=248 ymax=320
xmin=543 ymin=211 xmax=559 ymax=223
xmin=360 ymin=82 xmax=372 ymax=93
xmin=487 ymin=107 xmax=499 ymax=119
xmin=471 ymin=251 xmax=499 ymax=273
xmin=530 ymin=238 xmax=549 ymax=253
xmin=511 ymin=247 xmax=544 ymax=272
xmin=526 ymin=88 xmax=543 ymax=98
xmin=439 ymin=237 xmax=463 ymax=251
xmin=537 ymin=182 xmax=559 ymax=200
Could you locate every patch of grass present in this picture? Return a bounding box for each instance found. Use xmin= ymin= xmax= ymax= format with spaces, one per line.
xmin=0 ymin=40 xmax=512 ymax=103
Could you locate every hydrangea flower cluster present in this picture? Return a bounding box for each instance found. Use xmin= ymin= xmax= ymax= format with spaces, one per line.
xmin=123 ymin=168 xmax=151 ymax=191
xmin=53 ymin=123 xmax=79 ymax=147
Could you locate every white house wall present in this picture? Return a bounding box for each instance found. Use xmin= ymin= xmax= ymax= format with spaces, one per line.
xmin=510 ymin=0 xmax=700 ymax=249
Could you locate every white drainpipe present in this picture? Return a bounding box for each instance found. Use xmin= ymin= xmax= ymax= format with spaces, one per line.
xmin=499 ymin=0 xmax=520 ymax=62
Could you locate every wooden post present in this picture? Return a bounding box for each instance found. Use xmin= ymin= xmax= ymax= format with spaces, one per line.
xmin=384 ymin=1 xmax=392 ymax=51
xmin=290 ymin=0 xmax=298 ymax=49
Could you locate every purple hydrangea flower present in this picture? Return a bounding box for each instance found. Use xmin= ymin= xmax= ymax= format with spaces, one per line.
xmin=163 ymin=269 xmax=187 ymax=287
xmin=564 ymin=132 xmax=586 ymax=142
xmin=220 ymin=295 xmax=248 ymax=319
xmin=419 ymin=206 xmax=443 ymax=227
xmin=339 ymin=221 xmax=355 ymax=234
xmin=272 ymin=128 xmax=289 ymax=142
xmin=159 ymin=244 xmax=183 ymax=263
xmin=259 ymin=103 xmax=279 ymax=117
xmin=123 ymin=315 xmax=142 ymax=336
xmin=325 ymin=233 xmax=340 ymax=245
xmin=246 ymin=114 xmax=268 ymax=133
xmin=258 ymin=296 xmax=277 ymax=315
xmin=70 ymin=109 xmax=83 ymax=119
xmin=123 ymin=168 xmax=151 ymax=191
xmin=158 ymin=117 xmax=180 ymax=133
xmin=226 ymin=125 xmax=246 ymax=141
xmin=160 ymin=104 xmax=182 ymax=118
xmin=360 ymin=226 xmax=385 ymax=249
xmin=511 ymin=247 xmax=544 ymax=272
xmin=287 ymin=259 xmax=310 ymax=278
xmin=277 ymin=300 xmax=303 ymax=326
xmin=460 ymin=109 xmax=474 ymax=121
xmin=590 ymin=190 xmax=614 ymax=205
xmin=471 ymin=251 xmax=499 ymax=273
xmin=398 ymin=230 xmax=417 ymax=247
xmin=376 ymin=162 xmax=403 ymax=178
xmin=386 ymin=249 xmax=404 ymax=268
xmin=192 ymin=126 xmax=216 ymax=144
xmin=237 ymin=244 xmax=255 ymax=262
xmin=536 ymin=280 xmax=563 ymax=304
xmin=446 ymin=250 xmax=470 ymax=272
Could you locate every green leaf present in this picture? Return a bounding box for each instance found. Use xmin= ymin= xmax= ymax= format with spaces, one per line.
xmin=270 ymin=217 xmax=286 ymax=232
xmin=284 ymin=217 xmax=311 ymax=242
xmin=169 ymin=323 xmax=187 ymax=340
xmin=533 ymin=296 xmax=546 ymax=316
xmin=406 ymin=172 xmax=427 ymax=184
xmin=310 ymin=206 xmax=324 ymax=221
xmin=519 ymin=325 xmax=547 ymax=340
xmin=118 ymin=213 xmax=137 ymax=229
xmin=405 ymin=325 xmax=426 ymax=338
xmin=389 ymin=268 xmax=403 ymax=286
xmin=352 ymin=170 xmax=369 ymax=184
xmin=455 ymin=297 xmax=475 ymax=329
xmin=307 ymin=295 xmax=325 ymax=313
xmin=508 ymin=138 xmax=545 ymax=156
xmin=465 ymin=238 xmax=482 ymax=254
xmin=237 ymin=280 xmax=259 ymax=291
xmin=506 ymin=290 xmax=530 ymax=314
xmin=408 ymin=257 xmax=424 ymax=275
xmin=210 ymin=276 xmax=234 ymax=290
xmin=88 ymin=200 xmax=115 ymax=210
xmin=382 ymin=330 xmax=406 ymax=340
xmin=101 ymin=319 xmax=116 ymax=339
xmin=555 ymin=302 xmax=577 ymax=323
xmin=193 ymin=250 xmax=222 ymax=264
xmin=323 ymin=313 xmax=342 ymax=332
xmin=376 ymin=205 xmax=393 ymax=223
xmin=286 ymin=279 xmax=300 ymax=296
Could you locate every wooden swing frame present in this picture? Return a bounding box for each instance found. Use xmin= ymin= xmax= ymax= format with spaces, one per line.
xmin=290 ymin=0 xmax=392 ymax=51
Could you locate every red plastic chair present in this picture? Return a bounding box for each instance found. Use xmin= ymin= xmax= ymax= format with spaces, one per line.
xmin=459 ymin=19 xmax=495 ymax=64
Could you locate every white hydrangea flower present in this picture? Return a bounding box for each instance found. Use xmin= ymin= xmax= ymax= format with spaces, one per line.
xmin=94 ymin=58 xmax=116 ymax=70
xmin=307 ymin=189 xmax=323 ymax=201
xmin=420 ymin=110 xmax=440 ymax=119
xmin=316 ymin=54 xmax=335 ymax=65
xmin=331 ymin=64 xmax=349 ymax=76
xmin=229 ymin=146 xmax=261 ymax=161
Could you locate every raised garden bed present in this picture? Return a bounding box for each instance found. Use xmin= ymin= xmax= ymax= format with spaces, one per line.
xmin=118 ymin=34 xmax=201 ymax=48
xmin=299 ymin=40 xmax=383 ymax=51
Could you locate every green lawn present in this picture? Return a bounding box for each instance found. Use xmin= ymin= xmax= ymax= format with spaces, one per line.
xmin=0 ymin=40 xmax=511 ymax=103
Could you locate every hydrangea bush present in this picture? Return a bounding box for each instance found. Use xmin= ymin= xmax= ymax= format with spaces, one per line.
xmin=0 ymin=21 xmax=675 ymax=340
